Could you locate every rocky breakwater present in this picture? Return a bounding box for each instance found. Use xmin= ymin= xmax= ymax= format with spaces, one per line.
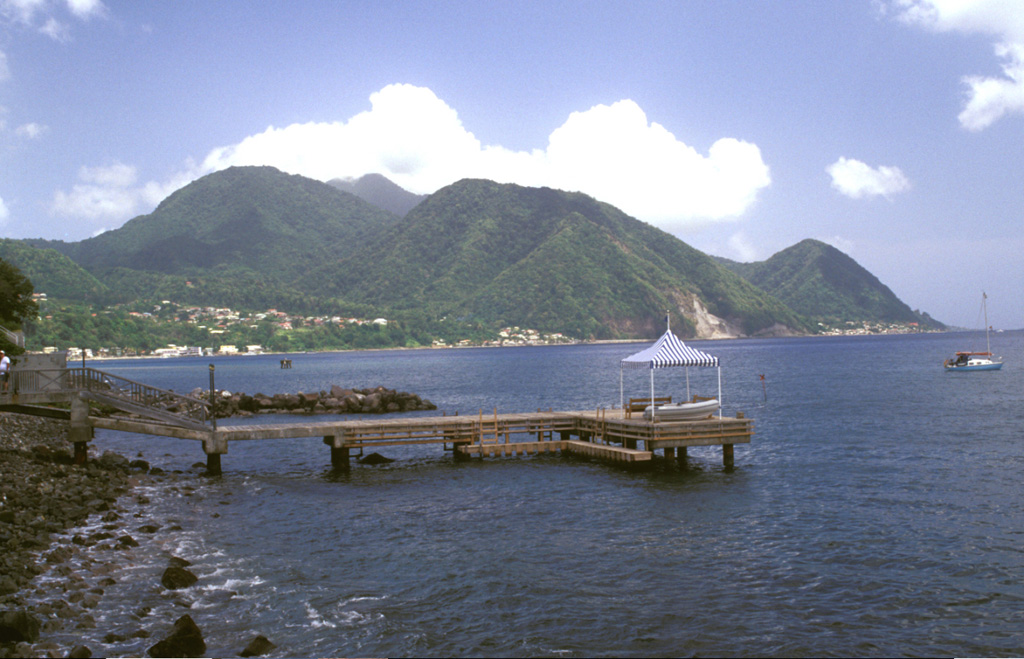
xmin=195 ymin=384 xmax=437 ymax=419
xmin=0 ymin=414 xmax=135 ymax=657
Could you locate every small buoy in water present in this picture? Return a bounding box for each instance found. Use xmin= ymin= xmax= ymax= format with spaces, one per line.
xmin=359 ymin=452 xmax=394 ymax=465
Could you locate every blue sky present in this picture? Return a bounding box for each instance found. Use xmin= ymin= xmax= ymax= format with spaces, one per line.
xmin=1 ymin=1 xmax=1022 ymax=328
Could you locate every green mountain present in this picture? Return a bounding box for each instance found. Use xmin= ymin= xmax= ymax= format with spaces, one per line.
xmin=305 ymin=179 xmax=809 ymax=339
xmin=15 ymin=167 xmax=937 ymax=344
xmin=327 ymin=173 xmax=426 ymax=217
xmin=717 ymin=239 xmax=943 ymax=328
xmin=45 ymin=166 xmax=401 ymax=282
xmin=0 ymin=238 xmax=110 ymax=303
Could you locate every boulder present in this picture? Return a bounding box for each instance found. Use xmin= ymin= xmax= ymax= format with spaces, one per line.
xmin=160 ymin=566 xmax=198 ymax=590
xmin=239 ymin=634 xmax=277 ymax=657
xmin=147 ymin=614 xmax=205 ymax=658
xmin=359 ymin=452 xmax=394 ymax=465
xmin=0 ymin=609 xmax=41 ymax=643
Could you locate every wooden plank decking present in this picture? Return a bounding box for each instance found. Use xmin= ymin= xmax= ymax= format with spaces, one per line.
xmin=87 ymin=407 xmax=752 ymax=473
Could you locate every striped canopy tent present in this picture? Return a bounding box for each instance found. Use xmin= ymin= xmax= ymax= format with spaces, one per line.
xmin=619 ymin=328 xmax=722 ymax=417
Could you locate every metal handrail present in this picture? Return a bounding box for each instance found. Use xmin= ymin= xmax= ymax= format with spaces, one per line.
xmin=8 ymin=367 xmax=213 ymax=429
xmin=0 ymin=325 xmax=24 ymax=348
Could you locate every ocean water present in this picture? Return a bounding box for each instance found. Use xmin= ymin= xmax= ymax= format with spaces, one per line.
xmin=29 ymin=331 xmax=1024 ymax=657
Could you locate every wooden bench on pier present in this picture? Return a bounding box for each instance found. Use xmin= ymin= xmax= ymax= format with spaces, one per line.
xmin=624 ymin=396 xmax=672 ymax=418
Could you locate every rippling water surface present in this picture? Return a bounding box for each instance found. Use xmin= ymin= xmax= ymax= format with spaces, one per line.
xmin=43 ymin=332 xmax=1024 ymax=656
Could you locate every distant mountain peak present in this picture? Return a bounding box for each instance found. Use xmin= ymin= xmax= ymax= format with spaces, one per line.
xmin=327 ymin=173 xmax=427 ymax=217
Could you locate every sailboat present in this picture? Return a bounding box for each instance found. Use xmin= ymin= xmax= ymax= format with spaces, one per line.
xmin=943 ymin=292 xmax=1003 ymax=371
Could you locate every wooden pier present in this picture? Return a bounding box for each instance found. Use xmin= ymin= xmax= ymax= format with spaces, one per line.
xmin=87 ymin=407 xmax=752 ymax=474
xmin=1 ymin=367 xmax=753 ymax=474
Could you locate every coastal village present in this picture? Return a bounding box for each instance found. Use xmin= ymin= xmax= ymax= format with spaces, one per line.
xmin=39 ymin=298 xmax=576 ymax=359
xmin=30 ymin=293 xmax=934 ymax=361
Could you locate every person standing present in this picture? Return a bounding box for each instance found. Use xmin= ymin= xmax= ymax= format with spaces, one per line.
xmin=0 ymin=350 xmax=9 ymax=393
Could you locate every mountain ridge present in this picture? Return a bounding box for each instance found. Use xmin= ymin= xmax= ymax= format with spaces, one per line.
xmin=6 ymin=167 xmax=940 ymax=341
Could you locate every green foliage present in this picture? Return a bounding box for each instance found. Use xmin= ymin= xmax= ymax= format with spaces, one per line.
xmin=0 ymin=239 xmax=110 ymax=304
xmin=725 ymin=239 xmax=944 ymax=329
xmin=14 ymin=169 xmax=932 ymax=350
xmin=62 ymin=166 xmax=400 ymax=283
xmin=304 ymin=180 xmax=807 ymax=338
xmin=0 ymin=257 xmax=38 ymax=349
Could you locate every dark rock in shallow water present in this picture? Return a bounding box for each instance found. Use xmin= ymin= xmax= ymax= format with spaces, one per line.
xmin=0 ymin=609 xmax=41 ymax=642
xmin=160 ymin=566 xmax=198 ymax=590
xmin=239 ymin=634 xmax=277 ymax=657
xmin=67 ymin=644 xmax=92 ymax=658
xmin=167 ymin=556 xmax=191 ymax=568
xmin=359 ymin=452 xmax=394 ymax=465
xmin=147 ymin=613 xmax=206 ymax=658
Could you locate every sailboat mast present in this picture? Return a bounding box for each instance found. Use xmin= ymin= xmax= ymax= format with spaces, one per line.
xmin=983 ymin=292 xmax=991 ymax=355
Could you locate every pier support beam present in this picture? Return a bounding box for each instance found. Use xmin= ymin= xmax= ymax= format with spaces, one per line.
xmin=677 ymin=446 xmax=688 ymax=468
xmin=68 ymin=396 xmax=92 ymax=465
xmin=664 ymin=447 xmax=675 ymax=461
xmin=331 ymin=446 xmax=350 ymax=470
xmin=722 ymin=444 xmax=734 ymax=469
xmin=202 ymin=433 xmax=228 ymax=476
xmin=324 ymin=434 xmax=350 ymax=471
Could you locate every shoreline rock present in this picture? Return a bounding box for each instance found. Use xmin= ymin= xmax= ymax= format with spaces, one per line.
xmin=0 ymin=414 xmax=158 ymax=658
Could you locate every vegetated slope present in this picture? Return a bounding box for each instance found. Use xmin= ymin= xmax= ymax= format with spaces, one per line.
xmin=0 ymin=239 xmax=110 ymax=303
xmin=721 ymin=239 xmax=942 ymax=328
xmin=327 ymin=173 xmax=427 ymax=217
xmin=306 ymin=179 xmax=808 ymax=339
xmin=54 ymin=166 xmax=401 ymax=282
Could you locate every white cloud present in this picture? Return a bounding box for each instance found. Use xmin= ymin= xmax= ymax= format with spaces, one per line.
xmin=202 ymin=84 xmax=770 ymax=230
xmin=0 ymin=0 xmax=47 ymax=24
xmin=959 ymin=42 xmax=1024 ymax=130
xmin=726 ymin=231 xmax=759 ymax=262
xmin=50 ymin=161 xmax=195 ymax=224
xmin=39 ymin=16 xmax=68 ymax=41
xmin=0 ymin=195 xmax=9 ymax=224
xmin=891 ymin=0 xmax=1024 ymax=130
xmin=1 ymin=0 xmax=104 ymax=41
xmin=65 ymin=0 xmax=104 ymax=20
xmin=0 ymin=51 xmax=9 ymax=82
xmin=826 ymin=157 xmax=910 ymax=199
xmin=15 ymin=122 xmax=46 ymax=138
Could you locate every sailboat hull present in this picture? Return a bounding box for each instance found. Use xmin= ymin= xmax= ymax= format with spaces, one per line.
xmin=944 ymin=361 xmax=1003 ymax=372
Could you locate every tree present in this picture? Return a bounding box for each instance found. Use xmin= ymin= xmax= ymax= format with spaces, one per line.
xmin=0 ymin=258 xmax=38 ymax=354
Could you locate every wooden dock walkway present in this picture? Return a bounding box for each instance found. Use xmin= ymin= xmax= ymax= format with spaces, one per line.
xmin=0 ymin=367 xmax=753 ymax=474
xmin=89 ymin=406 xmax=753 ymax=474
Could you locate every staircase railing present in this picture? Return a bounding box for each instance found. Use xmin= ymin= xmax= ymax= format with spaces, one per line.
xmin=8 ymin=367 xmax=212 ymax=431
xmin=0 ymin=325 xmax=24 ymax=348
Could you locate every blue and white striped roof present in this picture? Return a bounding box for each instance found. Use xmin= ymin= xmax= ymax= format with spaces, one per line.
xmin=620 ymin=330 xmax=719 ymax=369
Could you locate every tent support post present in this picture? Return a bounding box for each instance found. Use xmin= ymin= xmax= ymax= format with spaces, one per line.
xmin=717 ymin=366 xmax=722 ymax=418
xmin=619 ymin=367 xmax=623 ymax=410
xmin=650 ymin=368 xmax=655 ymax=421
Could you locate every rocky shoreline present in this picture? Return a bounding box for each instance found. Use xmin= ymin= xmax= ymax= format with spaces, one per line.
xmin=0 ymin=413 xmax=274 ymax=658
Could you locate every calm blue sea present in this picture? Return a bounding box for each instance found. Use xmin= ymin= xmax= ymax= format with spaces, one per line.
xmin=30 ymin=331 xmax=1024 ymax=657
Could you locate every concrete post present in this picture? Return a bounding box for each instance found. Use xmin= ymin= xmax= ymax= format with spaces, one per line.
xmin=202 ymin=433 xmax=227 ymax=476
xmin=69 ymin=395 xmax=91 ymax=465
xmin=324 ymin=434 xmax=350 ymax=471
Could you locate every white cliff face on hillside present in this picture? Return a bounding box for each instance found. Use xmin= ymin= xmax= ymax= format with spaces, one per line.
xmin=679 ymin=295 xmax=743 ymax=340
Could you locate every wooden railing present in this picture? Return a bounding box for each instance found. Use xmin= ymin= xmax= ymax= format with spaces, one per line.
xmin=8 ymin=367 xmax=213 ymax=431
